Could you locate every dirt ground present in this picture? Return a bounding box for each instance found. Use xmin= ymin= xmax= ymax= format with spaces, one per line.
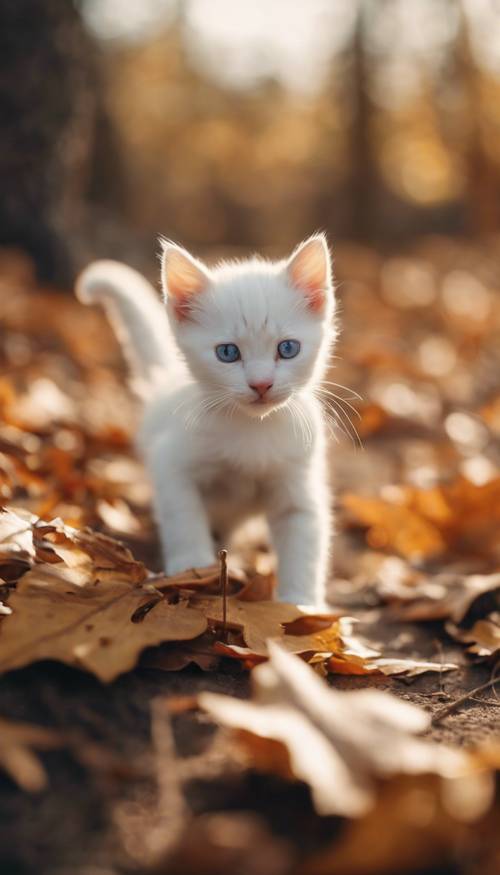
xmin=0 ymin=589 xmax=497 ymax=875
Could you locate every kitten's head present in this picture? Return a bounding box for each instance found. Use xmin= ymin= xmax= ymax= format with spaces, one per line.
xmin=160 ymin=234 xmax=335 ymax=418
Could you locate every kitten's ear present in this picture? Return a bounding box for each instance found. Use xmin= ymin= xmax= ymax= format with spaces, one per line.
xmin=160 ymin=241 xmax=211 ymax=320
xmin=286 ymin=233 xmax=332 ymax=313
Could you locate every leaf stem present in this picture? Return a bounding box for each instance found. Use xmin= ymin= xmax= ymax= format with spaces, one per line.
xmin=219 ymin=549 xmax=228 ymax=642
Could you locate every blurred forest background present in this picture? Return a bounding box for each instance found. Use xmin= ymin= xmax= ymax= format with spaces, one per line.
xmin=3 ymin=0 xmax=500 ymax=281
xmin=0 ymin=0 xmax=499 ymax=572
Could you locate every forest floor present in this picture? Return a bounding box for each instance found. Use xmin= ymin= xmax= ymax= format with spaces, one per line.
xmin=0 ymin=239 xmax=499 ymax=875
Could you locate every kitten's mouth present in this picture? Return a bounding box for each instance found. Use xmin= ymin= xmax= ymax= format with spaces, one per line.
xmin=243 ymin=393 xmax=289 ymax=416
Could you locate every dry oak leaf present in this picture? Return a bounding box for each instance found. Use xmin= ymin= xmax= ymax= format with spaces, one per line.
xmin=200 ymin=644 xmax=470 ymax=818
xmin=188 ymin=594 xmax=342 ymax=656
xmin=0 ymin=507 xmax=208 ymax=681
xmin=0 ymin=506 xmax=147 ymax=587
xmin=387 ymin=571 xmax=500 ymax=623
xmin=0 ymin=717 xmax=62 ymax=792
xmin=31 ymin=520 xmax=147 ymax=586
xmin=0 ymin=563 xmax=207 ymax=681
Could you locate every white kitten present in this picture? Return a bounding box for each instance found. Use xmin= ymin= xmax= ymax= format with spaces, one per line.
xmin=77 ymin=235 xmax=336 ymax=605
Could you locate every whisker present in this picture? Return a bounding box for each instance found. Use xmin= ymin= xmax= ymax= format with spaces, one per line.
xmin=289 ymin=398 xmax=307 ymax=448
xmin=288 ymin=398 xmax=301 ymax=444
xmin=320 ymin=380 xmax=363 ymax=402
xmin=290 ymin=397 xmax=313 ymax=448
xmin=182 ymin=390 xmax=233 ymax=430
xmin=326 ymin=401 xmax=363 ymax=448
xmin=315 ymin=387 xmax=362 ymax=420
xmin=313 ymin=388 xmax=363 ymax=449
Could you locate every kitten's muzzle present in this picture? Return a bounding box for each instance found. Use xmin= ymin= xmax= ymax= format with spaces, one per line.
xmin=249 ymin=381 xmax=274 ymax=400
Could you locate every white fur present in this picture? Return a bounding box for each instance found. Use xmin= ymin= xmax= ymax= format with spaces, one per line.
xmin=76 ymin=236 xmax=336 ymax=605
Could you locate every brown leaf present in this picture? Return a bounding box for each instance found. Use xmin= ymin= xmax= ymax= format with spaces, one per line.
xmin=141 ymin=632 xmax=222 ymax=672
xmin=32 ymin=520 xmax=147 ymax=585
xmin=200 ymin=644 xmax=472 ymax=818
xmin=447 ymin=613 xmax=500 ymax=657
xmin=0 ymin=563 xmax=207 ymax=681
xmin=327 ymin=653 xmax=457 ymax=678
xmin=387 ymin=570 xmax=500 ymax=623
xmin=343 ymin=477 xmax=500 ymax=564
xmin=301 ymin=773 xmax=495 ymax=875
xmin=0 ymin=507 xmax=208 ymax=681
xmin=154 ymin=562 xmax=247 ymax=595
xmin=188 ymin=594 xmax=307 ymax=654
xmin=343 ymin=494 xmax=446 ymax=560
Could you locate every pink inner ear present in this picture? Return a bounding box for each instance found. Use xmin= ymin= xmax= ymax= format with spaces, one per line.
xmin=287 ymin=238 xmax=330 ymax=312
xmin=171 ymin=296 xmax=195 ymax=321
xmin=163 ymin=248 xmax=208 ymax=320
xmin=169 ymin=271 xmax=203 ymax=321
xmin=299 ymin=280 xmax=325 ymax=313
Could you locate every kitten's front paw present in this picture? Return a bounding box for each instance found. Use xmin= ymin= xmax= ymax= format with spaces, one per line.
xmin=277 ymin=581 xmax=329 ymax=610
xmin=165 ymin=553 xmax=217 ymax=576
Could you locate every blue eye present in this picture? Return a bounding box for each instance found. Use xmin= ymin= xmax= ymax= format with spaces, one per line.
xmin=215 ymin=343 xmax=241 ymax=363
xmin=277 ymin=339 xmax=301 ymax=359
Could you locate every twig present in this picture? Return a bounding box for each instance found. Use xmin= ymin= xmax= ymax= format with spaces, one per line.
xmin=147 ymin=698 xmax=188 ymax=860
xmin=468 ymin=696 xmax=500 ymax=708
xmin=433 ymin=638 xmax=446 ymax=697
xmin=219 ymin=548 xmax=228 ymax=642
xmin=431 ymin=674 xmax=500 ymax=725
xmin=492 ymin=657 xmax=500 ymax=703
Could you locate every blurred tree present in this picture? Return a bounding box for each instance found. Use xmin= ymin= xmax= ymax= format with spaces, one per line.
xmin=0 ymin=0 xmax=95 ymax=285
xmin=349 ymin=0 xmax=377 ymax=240
xmin=2 ymin=0 xmax=500 ymax=274
xmin=455 ymin=1 xmax=500 ymax=235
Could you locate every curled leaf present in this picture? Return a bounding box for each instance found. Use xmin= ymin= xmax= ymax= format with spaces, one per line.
xmin=200 ymin=644 xmax=470 ymax=817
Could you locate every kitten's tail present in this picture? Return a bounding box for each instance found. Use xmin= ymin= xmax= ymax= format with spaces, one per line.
xmin=76 ymin=260 xmax=174 ymax=396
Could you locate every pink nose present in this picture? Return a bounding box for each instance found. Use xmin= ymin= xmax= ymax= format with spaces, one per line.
xmin=249 ymin=381 xmax=273 ymax=398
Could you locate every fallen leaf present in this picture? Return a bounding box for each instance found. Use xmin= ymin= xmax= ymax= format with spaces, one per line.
xmin=342 ymin=494 xmax=446 ymax=560
xmin=154 ymin=563 xmax=247 ymax=595
xmin=327 ymin=653 xmax=457 ymax=677
xmin=141 ymin=632 xmax=222 ymax=672
xmin=300 ymin=773 xmax=493 ymax=875
xmin=96 ymin=498 xmax=143 ymax=536
xmin=187 ymin=595 xmax=310 ymax=654
xmin=447 ymin=614 xmax=500 ymax=657
xmin=0 ymin=508 xmax=208 ymax=681
xmin=386 ymin=571 xmax=500 ymax=623
xmin=200 ymin=644 xmax=468 ymax=817
xmin=0 ymin=563 xmax=208 ymax=681
xmin=343 ymin=477 xmax=500 ymax=564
